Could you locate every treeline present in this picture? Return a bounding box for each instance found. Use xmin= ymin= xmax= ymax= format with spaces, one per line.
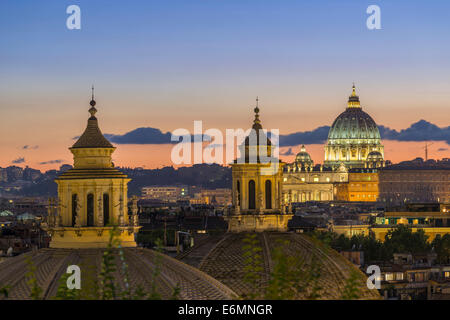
xmin=312 ymin=225 xmax=450 ymax=264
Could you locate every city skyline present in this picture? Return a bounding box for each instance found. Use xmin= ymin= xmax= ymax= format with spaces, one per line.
xmin=1 ymin=0 xmax=449 ymax=170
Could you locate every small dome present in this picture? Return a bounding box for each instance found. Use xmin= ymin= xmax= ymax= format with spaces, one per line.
xmin=295 ymin=145 xmax=313 ymax=165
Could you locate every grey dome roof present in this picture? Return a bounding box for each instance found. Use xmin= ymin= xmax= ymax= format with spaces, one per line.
xmin=328 ymin=108 xmax=381 ymax=141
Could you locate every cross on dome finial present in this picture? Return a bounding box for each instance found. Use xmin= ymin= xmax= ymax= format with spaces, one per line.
xmin=252 ymin=97 xmax=262 ymax=129
xmin=89 ymin=85 xmax=97 ymax=117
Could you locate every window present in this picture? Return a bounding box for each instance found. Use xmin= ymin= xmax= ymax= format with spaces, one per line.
xmin=103 ymin=193 xmax=110 ymax=226
xmin=87 ymin=194 xmax=94 ymax=227
xmin=385 ymin=273 xmax=394 ymax=281
xmin=71 ymin=194 xmax=78 ymax=227
xmin=265 ymin=180 xmax=272 ymax=209
xmin=313 ymin=177 xmax=319 ymax=182
xmin=236 ymin=181 xmax=241 ymax=206
xmin=396 ymin=273 xmax=404 ymax=280
xmin=248 ymin=180 xmax=256 ymax=209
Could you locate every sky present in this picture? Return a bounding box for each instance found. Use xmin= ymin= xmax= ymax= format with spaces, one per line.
xmin=0 ymin=0 xmax=449 ymax=170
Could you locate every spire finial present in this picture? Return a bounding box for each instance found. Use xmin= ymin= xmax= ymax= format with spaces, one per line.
xmin=89 ymin=85 xmax=97 ymax=117
xmin=347 ymin=83 xmax=361 ymax=108
xmin=252 ymin=97 xmax=261 ymax=129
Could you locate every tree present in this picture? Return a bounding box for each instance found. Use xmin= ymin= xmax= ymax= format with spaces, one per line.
xmin=384 ymin=225 xmax=430 ymax=256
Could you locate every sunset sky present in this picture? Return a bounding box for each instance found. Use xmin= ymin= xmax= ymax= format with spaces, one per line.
xmin=1 ymin=0 xmax=449 ymax=171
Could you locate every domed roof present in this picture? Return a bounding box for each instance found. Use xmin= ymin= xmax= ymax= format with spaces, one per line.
xmin=327 ymin=85 xmax=381 ymax=141
xmin=72 ymin=92 xmax=114 ymax=149
xmin=295 ymin=145 xmax=313 ymax=165
xmin=0 ymin=248 xmax=236 ymax=300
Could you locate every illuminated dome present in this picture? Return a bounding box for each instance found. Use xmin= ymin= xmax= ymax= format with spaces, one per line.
xmin=295 ymin=145 xmax=313 ymax=166
xmin=324 ymin=85 xmax=384 ymax=168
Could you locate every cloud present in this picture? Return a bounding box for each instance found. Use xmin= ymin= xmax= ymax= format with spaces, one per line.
xmin=279 ymin=126 xmax=330 ymax=147
xmin=378 ymin=120 xmax=450 ymax=144
xmin=39 ymin=159 xmax=64 ymax=165
xmin=103 ymin=127 xmax=210 ymax=144
xmin=12 ymin=157 xmax=25 ymax=164
xmin=280 ymin=148 xmax=294 ymax=156
xmin=277 ymin=120 xmax=450 ymax=147
xmin=438 ymin=148 xmax=448 ymax=152
xmin=22 ymin=145 xmax=39 ymax=150
xmin=104 ymin=127 xmax=173 ymax=144
xmin=100 ymin=120 xmax=450 ymax=147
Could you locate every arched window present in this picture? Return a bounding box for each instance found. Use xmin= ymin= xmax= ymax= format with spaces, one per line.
xmin=265 ymin=180 xmax=272 ymax=209
xmin=248 ymin=180 xmax=256 ymax=210
xmin=103 ymin=193 xmax=110 ymax=226
xmin=71 ymin=194 xmax=78 ymax=227
xmin=236 ymin=180 xmax=241 ymax=206
xmin=87 ymin=193 xmax=94 ymax=227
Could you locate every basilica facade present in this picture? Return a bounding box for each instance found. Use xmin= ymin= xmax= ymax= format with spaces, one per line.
xmin=282 ymin=85 xmax=385 ymax=204
xmin=324 ymin=85 xmax=384 ymax=169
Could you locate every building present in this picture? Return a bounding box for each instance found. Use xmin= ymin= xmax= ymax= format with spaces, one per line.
xmin=141 ymin=186 xmax=188 ymax=202
xmin=226 ymin=100 xmax=292 ymax=232
xmin=336 ymin=168 xmax=379 ymax=202
xmin=42 ymin=92 xmax=140 ymax=248
xmin=190 ymin=188 xmax=232 ymax=206
xmin=377 ymin=253 xmax=450 ymax=300
xmin=283 ymin=145 xmax=348 ymax=203
xmin=379 ymin=159 xmax=450 ymax=205
xmin=372 ymin=203 xmax=450 ymax=242
xmin=324 ymin=85 xmax=384 ymax=169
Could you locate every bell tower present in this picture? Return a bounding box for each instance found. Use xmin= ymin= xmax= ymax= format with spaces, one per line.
xmin=43 ymin=89 xmax=140 ymax=248
xmin=226 ymin=99 xmax=292 ymax=232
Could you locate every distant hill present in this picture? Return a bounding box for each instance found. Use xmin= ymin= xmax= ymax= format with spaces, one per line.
xmin=1 ymin=164 xmax=232 ymax=198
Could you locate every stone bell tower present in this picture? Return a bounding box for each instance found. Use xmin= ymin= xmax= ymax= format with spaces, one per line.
xmin=43 ymin=88 xmax=140 ymax=248
xmin=226 ymin=99 xmax=292 ymax=232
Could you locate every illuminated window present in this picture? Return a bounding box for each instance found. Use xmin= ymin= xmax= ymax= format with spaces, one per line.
xmin=326 ymin=177 xmax=330 ymax=182
xmin=313 ymin=177 xmax=319 ymax=182
xmin=301 ymin=178 xmax=305 ymax=182
xmin=385 ymin=273 xmax=394 ymax=281
xmin=396 ymin=273 xmax=404 ymax=280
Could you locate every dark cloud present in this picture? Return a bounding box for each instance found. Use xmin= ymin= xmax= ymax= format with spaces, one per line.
xmin=12 ymin=157 xmax=25 ymax=164
xmin=378 ymin=120 xmax=450 ymax=144
xmin=100 ymin=121 xmax=450 ymax=147
xmin=280 ymin=148 xmax=294 ymax=156
xmin=23 ymin=145 xmax=39 ymax=150
xmin=103 ymin=127 xmax=209 ymax=144
xmin=104 ymin=127 xmax=173 ymax=144
xmin=279 ymin=126 xmax=330 ymax=147
xmin=438 ymin=148 xmax=448 ymax=152
xmin=40 ymin=159 xmax=64 ymax=165
xmin=278 ymin=120 xmax=450 ymax=147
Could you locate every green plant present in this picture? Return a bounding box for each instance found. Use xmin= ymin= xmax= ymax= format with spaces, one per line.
xmin=25 ymin=256 xmax=43 ymax=300
xmin=242 ymin=233 xmax=263 ymax=299
xmin=340 ymin=270 xmax=361 ymax=300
